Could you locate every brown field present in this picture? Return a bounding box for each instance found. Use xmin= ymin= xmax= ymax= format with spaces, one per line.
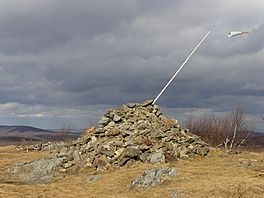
xmin=0 ymin=146 xmax=264 ymax=198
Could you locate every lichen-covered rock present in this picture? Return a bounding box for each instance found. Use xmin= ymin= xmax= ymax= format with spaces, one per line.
xmin=149 ymin=152 xmax=165 ymax=164
xmin=6 ymin=157 xmax=63 ymax=184
xmin=128 ymin=167 xmax=176 ymax=189
xmin=98 ymin=116 xmax=110 ymax=127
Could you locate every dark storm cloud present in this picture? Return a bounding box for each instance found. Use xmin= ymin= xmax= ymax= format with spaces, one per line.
xmin=0 ymin=0 xmax=137 ymax=54
xmin=0 ymin=0 xmax=264 ymax=129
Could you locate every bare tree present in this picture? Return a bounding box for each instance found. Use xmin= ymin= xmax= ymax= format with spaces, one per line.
xmin=228 ymin=108 xmax=252 ymax=149
xmin=186 ymin=107 xmax=254 ymax=150
xmin=58 ymin=125 xmax=71 ymax=142
xmin=19 ymin=136 xmax=33 ymax=152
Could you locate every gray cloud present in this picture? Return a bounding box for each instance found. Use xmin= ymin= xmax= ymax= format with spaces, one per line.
xmin=0 ymin=0 xmax=264 ymax=130
xmin=0 ymin=0 xmax=137 ymax=54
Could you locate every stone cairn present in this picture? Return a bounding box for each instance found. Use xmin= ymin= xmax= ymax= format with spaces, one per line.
xmin=56 ymin=100 xmax=209 ymax=171
xmin=6 ymin=100 xmax=209 ymax=183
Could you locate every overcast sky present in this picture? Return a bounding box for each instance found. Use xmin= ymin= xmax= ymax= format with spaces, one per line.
xmin=0 ymin=0 xmax=264 ymax=130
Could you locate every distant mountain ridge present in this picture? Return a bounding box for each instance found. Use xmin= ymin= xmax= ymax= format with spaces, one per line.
xmin=0 ymin=125 xmax=81 ymax=146
xmin=0 ymin=125 xmax=53 ymax=134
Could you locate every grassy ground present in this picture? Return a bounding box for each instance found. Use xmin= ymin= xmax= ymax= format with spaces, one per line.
xmin=0 ymin=146 xmax=264 ymax=198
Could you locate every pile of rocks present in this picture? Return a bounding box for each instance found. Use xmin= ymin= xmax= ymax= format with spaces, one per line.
xmin=5 ymin=100 xmax=209 ymax=183
xmin=54 ymin=100 xmax=209 ymax=171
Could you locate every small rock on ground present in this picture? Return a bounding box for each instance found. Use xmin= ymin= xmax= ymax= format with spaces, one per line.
xmin=128 ymin=167 xmax=176 ymax=189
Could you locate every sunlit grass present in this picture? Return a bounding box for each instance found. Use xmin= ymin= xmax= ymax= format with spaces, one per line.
xmin=0 ymin=146 xmax=264 ymax=198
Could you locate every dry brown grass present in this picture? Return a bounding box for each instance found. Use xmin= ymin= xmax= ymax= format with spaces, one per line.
xmin=0 ymin=146 xmax=264 ymax=198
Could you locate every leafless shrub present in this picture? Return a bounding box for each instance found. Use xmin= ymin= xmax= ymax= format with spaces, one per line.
xmin=186 ymin=107 xmax=254 ymax=150
xmin=18 ymin=136 xmax=33 ymax=152
xmin=58 ymin=127 xmax=70 ymax=142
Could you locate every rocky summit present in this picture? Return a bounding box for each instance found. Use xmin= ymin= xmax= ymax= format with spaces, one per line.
xmin=54 ymin=100 xmax=209 ymax=171
xmin=6 ymin=100 xmax=209 ymax=183
xmin=79 ymin=100 xmax=207 ymax=167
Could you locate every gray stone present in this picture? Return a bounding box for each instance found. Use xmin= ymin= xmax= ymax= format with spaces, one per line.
xmin=194 ymin=146 xmax=209 ymax=156
xmin=98 ymin=116 xmax=110 ymax=126
xmin=127 ymin=103 xmax=136 ymax=108
xmin=85 ymin=142 xmax=95 ymax=152
xmin=171 ymin=190 xmax=179 ymax=198
xmin=112 ymin=140 xmax=124 ymax=147
xmin=136 ymin=121 xmax=148 ymax=130
xmin=86 ymin=175 xmax=101 ymax=182
xmin=179 ymin=151 xmax=189 ymax=160
xmin=123 ymin=147 xmax=142 ymax=158
xmin=7 ymin=157 xmax=63 ymax=184
xmin=58 ymin=146 xmax=68 ymax=157
xmin=155 ymin=110 xmax=162 ymax=116
xmin=171 ymin=190 xmax=192 ymax=198
xmin=106 ymin=127 xmax=120 ymax=136
xmin=139 ymin=129 xmax=151 ymax=135
xmin=63 ymin=161 xmax=75 ymax=168
xmin=94 ymin=128 xmax=105 ymax=134
xmin=139 ymin=152 xmax=150 ymax=162
xmin=184 ymin=128 xmax=189 ymax=133
xmin=100 ymin=146 xmax=115 ymax=157
xmin=66 ymin=153 xmax=74 ymax=161
xmin=142 ymin=100 xmax=153 ymax=107
xmin=113 ymin=114 xmax=122 ymax=122
xmin=172 ymin=145 xmax=180 ymax=158
xmin=34 ymin=143 xmax=42 ymax=150
xmin=42 ymin=142 xmax=66 ymax=151
xmin=150 ymin=130 xmax=165 ymax=138
xmin=117 ymin=156 xmax=130 ymax=166
xmin=64 ymin=149 xmax=73 ymax=158
xmin=138 ymin=144 xmax=150 ymax=151
xmin=149 ymin=152 xmax=165 ymax=164
xmin=107 ymin=121 xmax=116 ymax=127
xmin=121 ymin=123 xmax=131 ymax=130
xmin=240 ymin=161 xmax=257 ymax=168
xmin=128 ymin=167 xmax=176 ymax=189
xmin=73 ymin=150 xmax=81 ymax=162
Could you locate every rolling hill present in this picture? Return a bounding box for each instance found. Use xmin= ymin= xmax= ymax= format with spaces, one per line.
xmin=0 ymin=125 xmax=81 ymax=146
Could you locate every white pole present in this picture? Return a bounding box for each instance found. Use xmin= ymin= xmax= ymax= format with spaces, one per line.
xmin=153 ymin=30 xmax=211 ymax=104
